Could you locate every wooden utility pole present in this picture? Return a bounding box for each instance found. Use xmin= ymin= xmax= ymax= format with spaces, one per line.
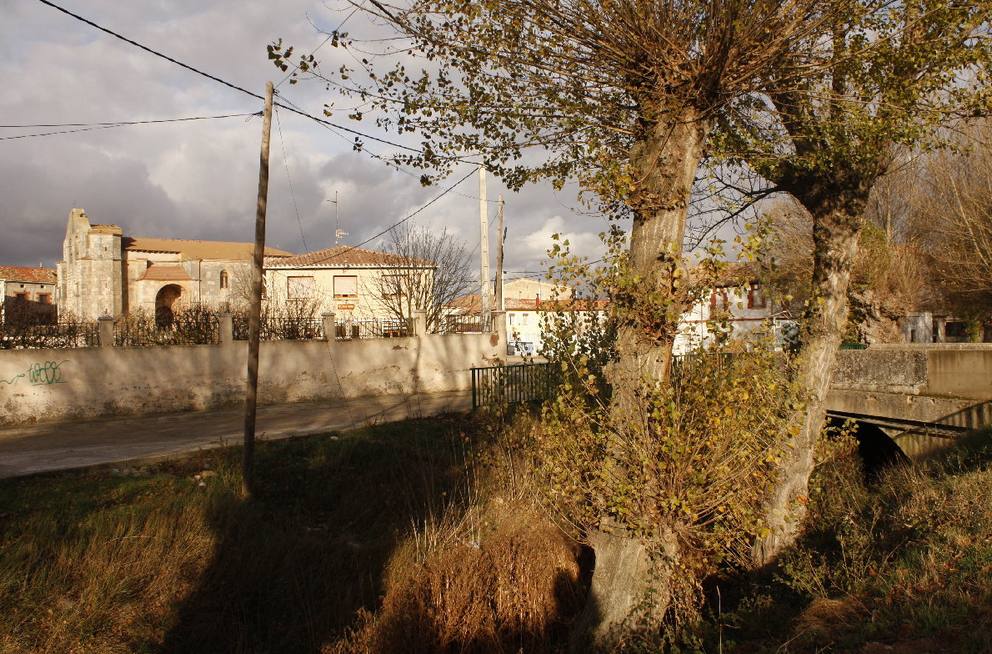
xmin=242 ymin=81 xmax=274 ymax=499
xmin=478 ymin=168 xmax=491 ymax=325
xmin=494 ymin=195 xmax=505 ymax=314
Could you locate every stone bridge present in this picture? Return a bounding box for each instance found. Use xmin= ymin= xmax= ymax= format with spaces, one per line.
xmin=828 ymin=344 xmax=992 ymax=459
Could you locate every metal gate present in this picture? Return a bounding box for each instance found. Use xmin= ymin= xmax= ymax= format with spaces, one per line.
xmin=470 ymin=363 xmax=560 ymax=409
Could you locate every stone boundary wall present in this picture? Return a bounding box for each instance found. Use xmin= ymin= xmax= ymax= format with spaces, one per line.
xmin=0 ymin=330 xmax=504 ymax=427
xmin=832 ymin=344 xmax=992 ymax=401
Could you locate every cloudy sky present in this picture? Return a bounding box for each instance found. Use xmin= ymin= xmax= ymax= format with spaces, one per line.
xmin=0 ymin=0 xmax=616 ymax=281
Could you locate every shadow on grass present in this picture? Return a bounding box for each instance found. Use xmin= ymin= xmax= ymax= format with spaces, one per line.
xmin=160 ymin=415 xmax=477 ymax=653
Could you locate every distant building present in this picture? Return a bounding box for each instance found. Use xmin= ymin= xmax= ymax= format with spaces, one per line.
xmin=450 ymin=271 xmax=784 ymax=356
xmin=56 ymin=208 xmax=293 ymax=321
xmin=899 ymin=311 xmax=992 ymax=343
xmin=448 ymin=278 xmax=594 ymax=355
xmin=0 ymin=266 xmax=57 ymax=324
xmin=264 ymin=244 xmax=436 ymax=321
xmin=673 ymin=278 xmax=782 ymax=354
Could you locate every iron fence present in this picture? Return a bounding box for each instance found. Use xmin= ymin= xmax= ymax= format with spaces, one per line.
xmin=115 ymin=313 xmax=220 ymax=347
xmin=0 ymin=321 xmax=100 ymax=350
xmin=471 ymin=362 xmax=561 ymax=409
xmin=231 ymin=315 xmax=325 ymax=341
xmin=440 ymin=314 xmax=495 ymax=334
xmin=334 ymin=318 xmax=412 ymax=340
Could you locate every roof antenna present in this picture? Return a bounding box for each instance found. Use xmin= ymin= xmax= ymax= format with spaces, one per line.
xmin=327 ymin=191 xmax=348 ymax=245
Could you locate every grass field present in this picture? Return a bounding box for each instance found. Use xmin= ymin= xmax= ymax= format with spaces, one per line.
xmin=3 ymin=415 xmax=991 ymax=653
xmin=0 ymin=415 xmax=487 ymax=653
xmin=694 ymin=431 xmax=992 ymax=654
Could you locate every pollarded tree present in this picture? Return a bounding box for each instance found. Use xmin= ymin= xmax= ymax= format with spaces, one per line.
xmin=717 ymin=0 xmax=992 ymax=563
xmin=272 ymin=0 xmax=837 ymax=397
xmin=270 ymin=0 xmax=837 ymax=639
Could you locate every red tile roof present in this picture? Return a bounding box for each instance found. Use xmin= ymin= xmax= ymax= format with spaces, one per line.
xmin=449 ymin=293 xmax=609 ymax=313
xmin=139 ymin=264 xmax=193 ymax=282
xmin=269 ymin=245 xmax=433 ymax=268
xmin=123 ymin=237 xmax=293 ymax=260
xmin=0 ymin=266 xmax=57 ymax=284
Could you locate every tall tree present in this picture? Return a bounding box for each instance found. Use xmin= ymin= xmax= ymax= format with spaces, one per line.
xmin=271 ymin=0 xmax=834 ymax=638
xmin=913 ymin=123 xmax=992 ymax=316
xmin=718 ymin=0 xmax=992 ymax=563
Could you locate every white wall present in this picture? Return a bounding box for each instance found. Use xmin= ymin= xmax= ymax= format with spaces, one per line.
xmin=0 ymin=331 xmax=503 ymax=427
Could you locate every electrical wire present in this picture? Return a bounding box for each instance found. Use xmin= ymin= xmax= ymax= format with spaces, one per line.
xmin=35 ymin=0 xmax=467 ymax=160
xmin=0 ymin=111 xmax=258 ymax=141
xmin=274 ymin=107 xmax=310 ymax=253
xmin=307 ymin=166 xmax=479 ymax=264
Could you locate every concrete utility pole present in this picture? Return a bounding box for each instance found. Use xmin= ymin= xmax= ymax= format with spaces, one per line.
xmin=242 ymin=81 xmax=273 ymax=499
xmin=495 ymin=195 xmax=505 ymax=314
xmin=479 ymin=168 xmax=491 ymax=325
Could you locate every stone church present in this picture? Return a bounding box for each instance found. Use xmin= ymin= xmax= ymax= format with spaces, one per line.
xmin=56 ymin=208 xmax=293 ymax=321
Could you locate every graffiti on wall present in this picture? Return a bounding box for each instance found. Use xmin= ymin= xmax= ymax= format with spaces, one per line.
xmin=0 ymin=360 xmax=69 ymax=387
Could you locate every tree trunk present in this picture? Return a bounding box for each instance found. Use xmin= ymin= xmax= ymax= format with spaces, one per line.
xmin=611 ymin=113 xmax=711 ymax=412
xmin=753 ymin=207 xmax=861 ymax=565
xmin=571 ymin=527 xmax=679 ymax=652
xmin=576 ymin=112 xmax=710 ymax=646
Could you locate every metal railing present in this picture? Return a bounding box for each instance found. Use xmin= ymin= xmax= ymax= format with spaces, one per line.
xmin=334 ymin=318 xmax=412 ymax=340
xmin=232 ymin=316 xmax=325 ymax=341
xmin=116 ymin=315 xmax=220 ymax=347
xmin=439 ymin=314 xmax=495 ymax=334
xmin=0 ymin=321 xmax=100 ymax=350
xmin=471 ymin=362 xmax=560 ymax=409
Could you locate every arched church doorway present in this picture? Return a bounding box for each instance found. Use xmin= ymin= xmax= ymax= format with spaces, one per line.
xmin=155 ymin=284 xmax=183 ymax=327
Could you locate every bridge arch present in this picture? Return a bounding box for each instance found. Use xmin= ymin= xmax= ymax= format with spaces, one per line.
xmin=827 ymin=416 xmax=909 ymax=481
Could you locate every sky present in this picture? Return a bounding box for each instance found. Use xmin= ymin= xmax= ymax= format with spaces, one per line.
xmin=0 ymin=0 xmax=614 ymax=282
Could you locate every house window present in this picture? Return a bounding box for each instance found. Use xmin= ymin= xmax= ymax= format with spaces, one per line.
xmin=334 ymin=275 xmax=358 ymax=298
xmin=14 ymin=292 xmax=28 ymax=302
xmin=287 ymin=276 xmax=316 ymax=300
xmin=747 ymin=283 xmax=767 ymax=309
xmin=38 ymin=293 xmax=51 ymax=305
xmin=220 ymin=270 xmax=229 ymax=289
xmin=381 ymin=274 xmax=403 ymax=300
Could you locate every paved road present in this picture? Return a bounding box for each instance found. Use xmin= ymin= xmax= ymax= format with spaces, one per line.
xmin=0 ymin=391 xmax=471 ymax=478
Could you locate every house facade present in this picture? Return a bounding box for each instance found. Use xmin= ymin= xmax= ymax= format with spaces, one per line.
xmin=450 ymin=275 xmax=782 ymax=356
xmin=672 ymin=280 xmax=783 ymax=354
xmin=56 ymin=208 xmax=293 ymax=321
xmin=263 ymin=244 xmax=436 ymax=322
xmin=0 ymin=266 xmax=58 ymax=324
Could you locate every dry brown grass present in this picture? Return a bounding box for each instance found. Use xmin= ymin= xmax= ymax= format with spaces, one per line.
xmin=333 ymin=498 xmax=584 ymax=654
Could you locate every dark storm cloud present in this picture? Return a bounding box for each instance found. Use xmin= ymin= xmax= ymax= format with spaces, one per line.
xmin=0 ymin=0 xmax=604 ymax=275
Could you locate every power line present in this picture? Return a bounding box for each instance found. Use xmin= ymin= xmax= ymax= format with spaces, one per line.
xmin=313 ymin=166 xmax=479 ymax=264
xmin=35 ymin=0 xmax=464 ymax=160
xmin=0 ymin=111 xmax=258 ymax=141
xmin=274 ymin=107 xmax=310 ymax=253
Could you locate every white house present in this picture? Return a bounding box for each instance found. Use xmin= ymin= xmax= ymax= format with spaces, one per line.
xmin=672 ymin=279 xmax=783 ymax=354
xmin=264 ymin=244 xmax=435 ymax=322
xmin=450 ymin=271 xmax=785 ymax=355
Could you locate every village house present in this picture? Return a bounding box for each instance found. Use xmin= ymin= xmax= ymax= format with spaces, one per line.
xmin=672 ymin=278 xmax=782 ymax=354
xmin=449 ymin=273 xmax=783 ymax=356
xmin=56 ymin=208 xmax=294 ymax=321
xmin=0 ymin=266 xmax=58 ymax=325
xmin=263 ymin=244 xmax=436 ymax=323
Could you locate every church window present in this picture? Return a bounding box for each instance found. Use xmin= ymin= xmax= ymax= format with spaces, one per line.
xmin=220 ymin=270 xmax=229 ymax=289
